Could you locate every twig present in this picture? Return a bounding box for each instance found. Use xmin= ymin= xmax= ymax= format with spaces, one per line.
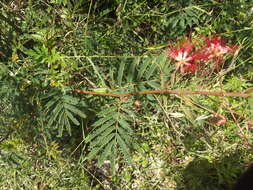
xmin=72 ymin=89 xmax=252 ymax=98
xmin=243 ymin=87 xmax=253 ymax=94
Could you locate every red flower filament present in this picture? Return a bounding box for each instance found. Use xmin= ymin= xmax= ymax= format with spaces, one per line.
xmin=167 ymin=35 xmax=239 ymax=74
xmin=168 ymin=41 xmax=199 ymax=73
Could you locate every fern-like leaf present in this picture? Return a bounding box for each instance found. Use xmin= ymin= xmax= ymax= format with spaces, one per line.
xmin=85 ymin=103 xmax=137 ymax=169
xmin=44 ymin=93 xmax=87 ymax=136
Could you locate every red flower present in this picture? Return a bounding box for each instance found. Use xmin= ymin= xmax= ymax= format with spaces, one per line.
xmin=167 ymin=35 xmax=239 ymax=74
xmin=203 ymin=36 xmax=238 ymax=59
xmin=168 ymin=42 xmax=194 ymax=64
xmin=183 ymin=63 xmax=197 ymax=73
xmin=168 ymin=41 xmax=199 ymax=73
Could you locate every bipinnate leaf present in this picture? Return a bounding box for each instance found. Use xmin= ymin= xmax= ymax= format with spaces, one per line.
xmin=44 ymin=93 xmax=87 ymax=136
xmin=85 ymin=104 xmax=137 ymax=169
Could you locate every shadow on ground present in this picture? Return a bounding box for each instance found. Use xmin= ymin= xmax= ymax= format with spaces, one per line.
xmin=176 ymin=152 xmax=247 ymax=190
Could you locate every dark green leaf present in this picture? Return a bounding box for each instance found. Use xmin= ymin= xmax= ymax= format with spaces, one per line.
xmin=116 ymin=134 xmax=132 ymax=164
xmin=145 ymin=62 xmax=157 ymax=80
xmin=92 ymin=112 xmax=117 ymax=127
xmin=63 ymin=95 xmax=80 ymax=105
xmin=86 ymin=119 xmax=115 ymax=142
xmin=89 ymin=127 xmax=115 ymax=149
xmin=97 ymin=106 xmax=117 ymax=117
xmin=117 ymin=61 xmax=126 ymax=86
xmin=127 ymin=58 xmax=139 ymax=83
xmin=137 ymin=57 xmax=151 ymax=80
xmin=98 ymin=142 xmax=114 ymax=167
xmin=65 ymin=110 xmax=80 ymax=126
xmin=64 ymin=103 xmax=86 ymax=118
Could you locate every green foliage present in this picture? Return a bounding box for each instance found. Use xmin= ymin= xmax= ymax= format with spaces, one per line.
xmin=0 ymin=136 xmax=92 ymax=189
xmin=1 ymin=0 xmax=253 ymax=189
xmin=85 ymin=102 xmax=136 ymax=167
xmin=43 ymin=92 xmax=87 ymax=137
xmin=82 ymin=54 xmax=170 ymax=169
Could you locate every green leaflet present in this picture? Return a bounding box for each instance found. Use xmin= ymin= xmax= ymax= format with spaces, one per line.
xmin=144 ymin=43 xmax=168 ymax=50
xmin=92 ymin=111 xmax=117 ymax=127
xmin=145 ymin=61 xmax=158 ymax=80
xmin=62 ymin=95 xmax=80 ymax=105
xmin=179 ymin=18 xmax=185 ymax=29
xmin=97 ymin=106 xmax=117 ymax=117
xmin=64 ymin=113 xmax=71 ymax=135
xmin=92 ymin=88 xmax=108 ymax=93
xmin=116 ymin=134 xmax=132 ymax=164
xmin=86 ymin=57 xmax=107 ymax=88
xmin=121 ymin=106 xmax=135 ymax=117
xmin=109 ymin=67 xmax=116 ymax=87
xmin=64 ymin=103 xmax=86 ymax=119
xmin=156 ymin=52 xmax=168 ymax=68
xmin=110 ymin=143 xmax=117 ymax=174
xmin=89 ymin=126 xmax=115 ymax=149
xmin=48 ymin=104 xmax=64 ymax=127
xmin=97 ymin=141 xmax=114 ymax=167
xmin=137 ymin=84 xmax=147 ymax=91
xmin=44 ymin=97 xmax=60 ymax=111
xmin=117 ymin=61 xmax=126 ymax=86
xmin=118 ymin=118 xmax=130 ymax=128
xmin=85 ymin=119 xmax=115 ymax=142
xmin=172 ymin=17 xmax=179 ymax=28
xmin=147 ymin=81 xmax=160 ymax=89
xmin=127 ymin=58 xmax=139 ymax=83
xmin=65 ymin=110 xmax=80 ymax=126
xmin=85 ymin=147 xmax=101 ymax=161
xmin=118 ymin=119 xmax=134 ymax=134
xmin=57 ymin=111 xmax=66 ymax=137
xmin=96 ymin=133 xmax=115 ymax=150
xmin=137 ymin=57 xmax=151 ymax=80
xmin=117 ymin=128 xmax=133 ymax=141
xmin=192 ymin=16 xmax=199 ymax=25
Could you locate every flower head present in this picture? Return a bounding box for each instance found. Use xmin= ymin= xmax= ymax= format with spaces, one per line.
xmin=168 ymin=41 xmax=194 ymax=64
xmin=168 ymin=41 xmax=200 ymax=73
xmin=167 ymin=35 xmax=239 ymax=74
xmin=203 ymin=36 xmax=238 ymax=59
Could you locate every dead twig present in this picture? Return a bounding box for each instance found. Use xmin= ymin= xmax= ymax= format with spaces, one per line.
xmin=72 ymin=89 xmax=252 ymax=98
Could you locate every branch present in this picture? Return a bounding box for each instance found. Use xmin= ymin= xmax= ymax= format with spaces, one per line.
xmin=72 ymin=89 xmax=252 ymax=98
